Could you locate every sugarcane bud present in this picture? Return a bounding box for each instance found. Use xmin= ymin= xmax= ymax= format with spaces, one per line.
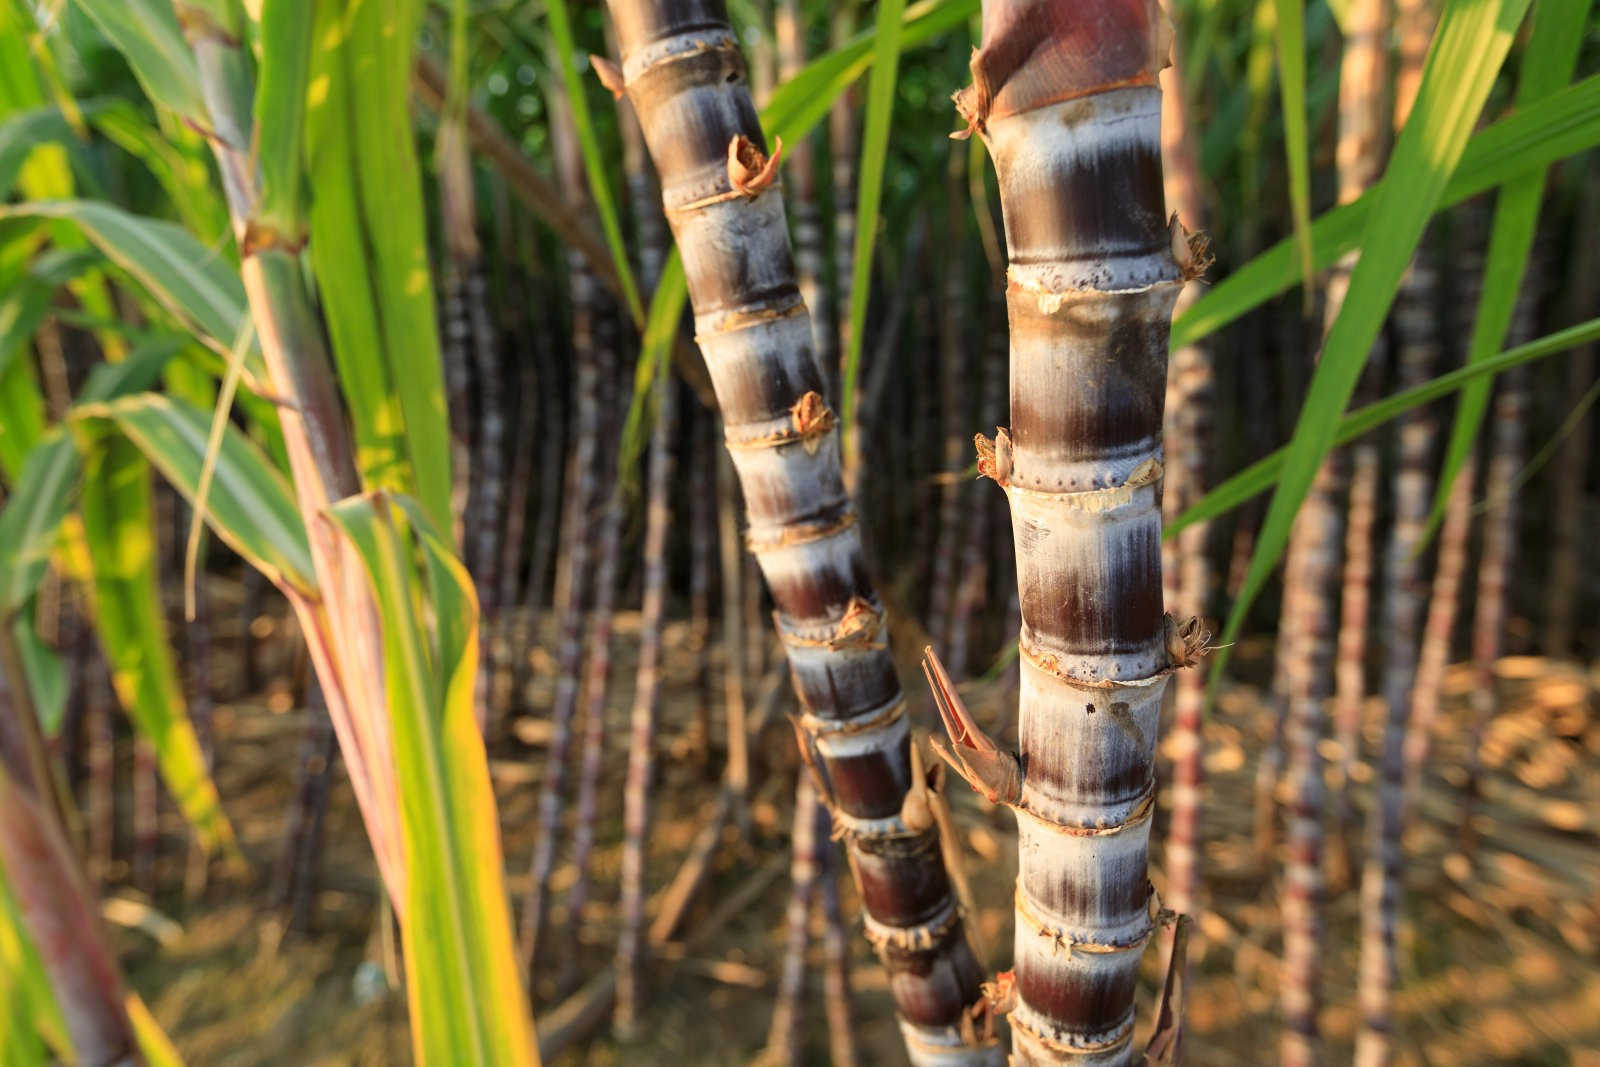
xmin=835 ymin=596 xmax=882 ymax=643
xmin=1164 ymin=612 xmax=1215 ymax=669
xmin=974 ymin=428 xmax=1012 ymax=487
xmin=899 ymin=738 xmax=935 ymax=832
xmin=789 ymin=390 xmax=834 ymax=454
xmin=590 ymin=54 xmax=626 ymax=99
xmin=727 ymin=134 xmax=783 ymax=197
xmin=980 ymin=969 xmax=1017 ymax=1015
xmin=1170 ymin=213 xmax=1214 ymax=282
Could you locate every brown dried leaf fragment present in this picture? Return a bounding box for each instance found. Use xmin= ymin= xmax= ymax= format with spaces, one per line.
xmin=923 ymin=646 xmax=1022 ymax=806
xmin=974 ymin=427 xmax=1011 ymax=487
xmin=1170 ymin=213 xmax=1214 ymax=282
xmin=1141 ymin=913 xmax=1190 ymax=1065
xmin=727 ymin=134 xmax=783 ymax=197
xmin=590 ymin=54 xmax=626 ymax=99
xmin=950 ymin=48 xmax=992 ymax=140
xmin=789 ymin=390 xmax=834 ymax=454
xmin=788 ymin=713 xmax=835 ymax=808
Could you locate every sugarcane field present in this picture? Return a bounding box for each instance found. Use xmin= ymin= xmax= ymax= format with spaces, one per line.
xmin=1 ymin=0 xmax=1599 ymax=1063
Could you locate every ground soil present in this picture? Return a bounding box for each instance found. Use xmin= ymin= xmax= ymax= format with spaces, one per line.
xmin=110 ymin=600 xmax=1600 ymax=1065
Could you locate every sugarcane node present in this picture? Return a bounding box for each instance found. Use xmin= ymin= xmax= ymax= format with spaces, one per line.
xmin=173 ymin=2 xmax=241 ymax=46
xmin=240 ymin=219 xmax=307 ymax=258
xmin=590 ymin=54 xmax=626 ymax=99
xmin=922 ymin=646 xmax=1022 ymax=806
xmin=727 ymin=134 xmax=783 ymax=198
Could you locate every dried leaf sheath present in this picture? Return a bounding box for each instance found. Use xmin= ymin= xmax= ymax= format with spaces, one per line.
xmin=604 ymin=2 xmax=995 ymax=1061
xmin=960 ymin=1 xmax=1180 ymax=1062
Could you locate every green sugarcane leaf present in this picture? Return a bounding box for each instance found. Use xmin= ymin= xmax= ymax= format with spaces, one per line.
xmin=253 ymin=0 xmax=314 ymax=235
xmin=10 ymin=617 xmax=65 ymax=737
xmin=325 ymin=493 xmax=536 ymax=1067
xmin=72 ymin=0 xmax=208 ymax=126
xmin=1273 ymin=0 xmax=1314 ymax=294
xmin=545 ymin=0 xmax=644 ymax=325
xmin=617 ymin=253 xmax=688 ymax=495
xmin=0 ymin=345 xmax=45 ymax=482
xmin=1173 ymin=315 xmax=1600 ymax=536
xmin=0 ymin=102 xmax=96 ymax=201
xmin=75 ymin=393 xmax=314 ymax=599
xmin=74 ymin=431 xmax=238 ymax=858
xmin=1422 ymin=0 xmax=1587 ymax=549
xmin=0 ymin=431 xmax=78 ymax=617
xmin=125 ymin=995 xmax=184 ymax=1067
xmin=0 ymin=201 xmax=252 ymax=363
xmin=305 ymin=0 xmax=455 ymax=538
xmin=0 ymin=338 xmax=180 ymax=619
xmin=838 ymin=0 xmax=907 ymax=465
xmin=0 ymin=865 xmax=68 ymax=1065
xmin=1213 ymin=0 xmax=1536 ymax=688
xmin=1173 ymin=72 xmax=1600 ymax=348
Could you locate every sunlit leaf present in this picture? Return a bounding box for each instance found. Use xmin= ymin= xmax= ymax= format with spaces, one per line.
xmin=326 ymin=494 xmax=537 ymax=1066
xmin=1422 ymin=0 xmax=1587 ymax=548
xmin=1213 ymin=0 xmax=1536 ymax=687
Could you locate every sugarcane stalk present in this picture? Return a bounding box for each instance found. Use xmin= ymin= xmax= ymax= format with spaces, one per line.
xmin=944 ymin=289 xmax=1007 ymax=684
xmin=560 ymin=394 xmax=628 ymax=993
xmin=180 ymin=0 xmax=403 ymax=904
xmin=1278 ymin=0 xmax=1390 ymax=1051
xmin=1279 ymin=455 xmax=1343 ymax=1067
xmin=928 ymin=145 xmax=970 ymax=655
xmin=1157 ymin=29 xmax=1214 ymax=937
xmin=832 ymin=0 xmax=860 ymax=460
xmin=132 ymin=737 xmax=158 ymax=894
xmin=521 ymin=73 xmax=609 ymax=977
xmin=716 ymin=446 xmax=750 ymax=826
xmin=1401 ymin=460 xmax=1471 ymax=797
xmin=1354 ymin=13 xmax=1438 ymax=1040
xmin=764 ymin=771 xmax=822 ymax=1067
xmin=1544 ymin=178 xmax=1597 ymax=657
xmin=0 ymin=766 xmax=140 ymax=1067
xmin=614 ymin=350 xmax=677 ymax=1038
xmin=1460 ymin=268 xmax=1538 ymax=848
xmin=818 ymin=815 xmax=861 ymax=1067
xmin=687 ymin=408 xmax=717 ymax=766
xmin=1354 ymin=233 xmax=1436 ymax=1067
xmin=940 ymin=2 xmax=1197 ymax=1060
xmin=605 ymin=2 xmax=996 ymax=1059
xmin=1330 ymin=431 xmax=1378 ymax=885
xmin=777 ymin=0 xmax=832 ymax=390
